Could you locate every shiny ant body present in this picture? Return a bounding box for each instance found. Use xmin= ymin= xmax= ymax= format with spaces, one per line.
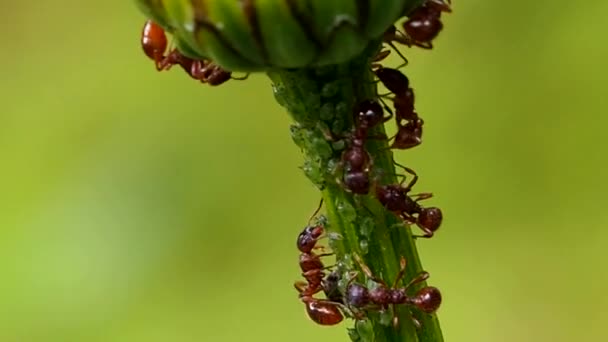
xmin=340 ymin=100 xmax=391 ymax=194
xmin=294 ymin=223 xmax=344 ymax=325
xmin=375 ymin=163 xmax=443 ymax=237
xmin=140 ymin=20 xmax=233 ymax=86
xmin=346 ymin=254 xmax=442 ymax=327
xmin=402 ymin=0 xmax=451 ymax=49
xmin=383 ymin=1 xmax=451 ymax=50
xmin=372 ymin=65 xmax=424 ymax=150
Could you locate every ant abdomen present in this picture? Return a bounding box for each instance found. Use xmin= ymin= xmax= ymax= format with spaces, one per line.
xmin=409 ymin=286 xmax=442 ymax=313
xmin=304 ymin=299 xmax=344 ymax=325
xmin=417 ymin=207 xmax=443 ymax=235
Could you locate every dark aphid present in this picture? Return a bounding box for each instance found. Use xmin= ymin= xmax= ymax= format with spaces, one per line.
xmin=322 ymin=271 xmax=344 ymax=303
xmin=345 ymin=254 xmax=442 ymax=327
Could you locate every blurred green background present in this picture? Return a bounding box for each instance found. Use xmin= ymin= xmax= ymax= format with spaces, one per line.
xmin=1 ymin=1 xmax=607 ymax=341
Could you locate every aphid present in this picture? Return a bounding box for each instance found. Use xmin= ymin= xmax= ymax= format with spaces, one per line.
xmin=322 ymin=271 xmax=344 ymax=303
xmin=346 ymin=254 xmax=442 ymax=327
xmin=135 ymin=0 xmax=418 ymax=71
xmin=140 ymin=20 xmax=234 ymax=86
xmin=375 ymin=163 xmax=443 ymax=238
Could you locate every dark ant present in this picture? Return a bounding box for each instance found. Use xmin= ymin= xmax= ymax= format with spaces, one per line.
xmin=346 ymin=254 xmax=442 ymax=327
xmin=294 ymin=222 xmax=344 ymax=325
xmin=140 ymin=20 xmax=238 ymax=86
xmin=401 ymin=0 xmax=451 ymax=50
xmin=372 ymin=65 xmax=424 ymax=150
xmin=382 ymin=1 xmax=450 ymax=50
xmin=340 ymin=100 xmax=390 ymax=195
xmin=375 ymin=163 xmax=442 ymax=237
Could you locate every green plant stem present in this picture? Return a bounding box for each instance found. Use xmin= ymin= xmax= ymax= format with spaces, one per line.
xmin=267 ymin=41 xmax=443 ymax=342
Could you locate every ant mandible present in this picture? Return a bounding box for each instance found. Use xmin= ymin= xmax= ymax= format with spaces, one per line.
xmin=345 ymin=254 xmax=442 ymax=328
xmin=140 ymin=20 xmax=235 ymax=86
xmin=375 ymin=163 xmax=443 ymax=238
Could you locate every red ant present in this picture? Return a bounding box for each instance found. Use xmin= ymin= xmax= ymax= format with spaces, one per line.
xmin=401 ymin=0 xmax=452 ymax=49
xmin=140 ymin=20 xmax=237 ymax=86
xmin=383 ymin=1 xmax=451 ymax=50
xmin=346 ymin=254 xmax=442 ymax=328
xmin=372 ymin=65 xmax=424 ymax=150
xmin=339 ymin=100 xmax=391 ymax=194
xmin=375 ymin=163 xmax=442 ymax=238
xmin=294 ymin=221 xmax=344 ymax=325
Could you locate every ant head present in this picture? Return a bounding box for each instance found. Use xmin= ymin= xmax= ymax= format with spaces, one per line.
xmin=417 ymin=207 xmax=442 ymax=233
xmin=297 ymin=225 xmax=324 ymax=253
xmin=354 ymin=100 xmax=384 ymax=128
xmin=411 ymin=286 xmax=442 ymax=313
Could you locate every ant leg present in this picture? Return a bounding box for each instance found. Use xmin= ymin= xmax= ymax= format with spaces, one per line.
xmin=390 ymin=29 xmax=412 ymax=47
xmin=385 ymin=41 xmax=409 ymax=66
xmin=400 ymin=212 xmax=416 ymax=225
xmin=308 ymin=198 xmax=324 ymax=223
xmin=157 ymin=50 xmax=180 ymax=71
xmin=412 ymin=228 xmax=434 ymax=239
xmin=403 ymin=271 xmax=430 ymax=292
xmin=393 ymin=161 xmax=418 ymax=190
xmin=378 ymin=97 xmax=394 ymax=119
xmin=294 ymin=281 xmax=308 ymax=293
xmin=416 ymin=41 xmax=433 ymax=50
xmin=373 ymin=49 xmax=391 ymax=63
xmin=391 ymin=257 xmax=408 ymax=288
xmin=321 ymin=264 xmax=337 ymax=271
xmin=316 ymin=252 xmax=334 ymax=258
xmin=410 ymin=193 xmax=434 ymax=202
xmin=353 ymin=253 xmax=387 ymax=286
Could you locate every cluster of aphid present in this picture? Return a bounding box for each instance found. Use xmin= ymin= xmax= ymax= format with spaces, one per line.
xmin=293 ymin=0 xmax=452 ymax=329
